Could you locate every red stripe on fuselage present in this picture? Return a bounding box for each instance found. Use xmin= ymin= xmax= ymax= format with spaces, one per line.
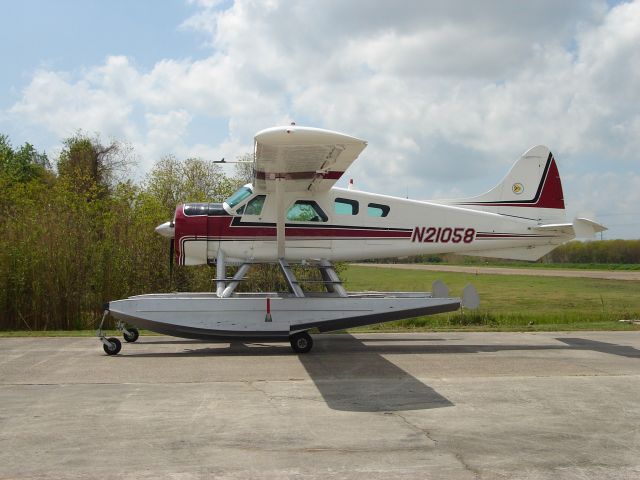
xmin=475 ymin=233 xmax=554 ymax=239
xmin=178 ymin=215 xmax=412 ymax=240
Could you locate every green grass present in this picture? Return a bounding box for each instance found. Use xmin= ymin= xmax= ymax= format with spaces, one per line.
xmin=344 ymin=265 xmax=640 ymax=332
xmin=448 ymin=261 xmax=640 ymax=271
xmin=371 ymin=259 xmax=640 ymax=271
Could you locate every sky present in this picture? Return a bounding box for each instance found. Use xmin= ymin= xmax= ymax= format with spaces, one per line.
xmin=1 ymin=0 xmax=638 ymax=239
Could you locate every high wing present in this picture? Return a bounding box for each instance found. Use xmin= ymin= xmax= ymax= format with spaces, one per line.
xmin=253 ymin=125 xmax=367 ymax=192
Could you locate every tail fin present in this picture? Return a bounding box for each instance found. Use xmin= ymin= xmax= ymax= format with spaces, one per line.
xmin=451 ymin=146 xmax=565 ymax=222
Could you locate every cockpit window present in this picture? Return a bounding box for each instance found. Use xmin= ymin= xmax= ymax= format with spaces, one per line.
xmin=225 ymin=186 xmax=252 ymax=208
xmin=241 ymin=195 xmax=266 ymax=215
xmin=286 ymin=201 xmax=328 ymax=222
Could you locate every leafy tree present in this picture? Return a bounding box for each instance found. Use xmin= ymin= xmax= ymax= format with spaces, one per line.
xmin=146 ymin=155 xmax=237 ymax=213
xmin=57 ymin=132 xmax=132 ymax=196
xmin=234 ymin=153 xmax=254 ymax=184
xmin=0 ymin=134 xmax=49 ymax=184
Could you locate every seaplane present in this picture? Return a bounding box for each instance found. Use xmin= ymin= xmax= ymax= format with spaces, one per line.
xmin=97 ymin=124 xmax=605 ymax=355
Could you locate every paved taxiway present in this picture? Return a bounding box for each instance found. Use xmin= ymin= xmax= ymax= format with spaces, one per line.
xmin=1 ymin=332 xmax=639 ymax=479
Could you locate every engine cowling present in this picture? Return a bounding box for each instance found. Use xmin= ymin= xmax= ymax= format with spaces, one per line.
xmin=173 ymin=203 xmax=229 ymax=265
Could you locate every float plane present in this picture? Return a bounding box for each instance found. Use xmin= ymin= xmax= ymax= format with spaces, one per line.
xmin=98 ymin=125 xmax=605 ymax=354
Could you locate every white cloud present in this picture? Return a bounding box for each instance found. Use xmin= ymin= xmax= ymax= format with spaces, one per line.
xmin=566 ymin=171 xmax=640 ymax=239
xmin=9 ymin=66 xmax=136 ymax=140
xmin=5 ymin=0 xmax=640 ymax=237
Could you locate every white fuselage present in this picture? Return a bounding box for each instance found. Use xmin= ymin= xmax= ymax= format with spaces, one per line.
xmin=175 ymin=186 xmax=571 ymax=265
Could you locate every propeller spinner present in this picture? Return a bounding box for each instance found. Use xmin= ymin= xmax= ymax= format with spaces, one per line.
xmin=155 ymin=220 xmax=175 ymax=286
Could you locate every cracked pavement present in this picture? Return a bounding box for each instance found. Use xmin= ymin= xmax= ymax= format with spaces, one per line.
xmin=0 ymin=332 xmax=639 ymax=479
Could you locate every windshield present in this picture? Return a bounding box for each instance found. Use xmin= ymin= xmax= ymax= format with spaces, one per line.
xmin=225 ymin=186 xmax=253 ymax=208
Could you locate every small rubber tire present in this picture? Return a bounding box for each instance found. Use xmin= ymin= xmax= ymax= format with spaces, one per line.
xmin=290 ymin=332 xmax=313 ymax=354
xmin=103 ymin=337 xmax=122 ymax=355
xmin=123 ymin=327 xmax=139 ymax=343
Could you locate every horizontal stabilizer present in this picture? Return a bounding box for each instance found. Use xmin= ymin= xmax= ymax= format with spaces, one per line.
xmin=534 ymin=218 xmax=607 ymax=238
xmin=573 ymin=218 xmax=607 ymax=237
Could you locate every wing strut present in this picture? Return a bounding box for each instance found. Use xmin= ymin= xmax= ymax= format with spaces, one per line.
xmin=276 ymin=177 xmax=285 ymax=259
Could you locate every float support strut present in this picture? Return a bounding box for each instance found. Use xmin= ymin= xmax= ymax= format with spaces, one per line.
xmin=216 ymin=249 xmax=226 ymax=297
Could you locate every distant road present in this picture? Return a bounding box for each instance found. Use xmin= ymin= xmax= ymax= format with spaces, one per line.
xmin=351 ymin=263 xmax=640 ymax=281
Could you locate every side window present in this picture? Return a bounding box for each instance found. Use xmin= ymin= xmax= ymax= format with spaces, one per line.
xmin=286 ymin=201 xmax=328 ymax=222
xmin=242 ymin=195 xmax=266 ymax=216
xmin=334 ymin=197 xmax=359 ymax=215
xmin=367 ymin=203 xmax=390 ymax=217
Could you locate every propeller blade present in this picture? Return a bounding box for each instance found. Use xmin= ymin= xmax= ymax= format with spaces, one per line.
xmin=169 ymin=238 xmax=174 ymax=287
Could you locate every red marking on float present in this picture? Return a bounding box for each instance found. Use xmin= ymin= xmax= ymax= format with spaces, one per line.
xmin=265 ymin=297 xmax=273 ymax=322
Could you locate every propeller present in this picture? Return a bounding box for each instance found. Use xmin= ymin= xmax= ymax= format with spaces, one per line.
xmin=169 ymin=236 xmax=174 ymax=287
xmin=155 ymin=220 xmax=176 ymax=290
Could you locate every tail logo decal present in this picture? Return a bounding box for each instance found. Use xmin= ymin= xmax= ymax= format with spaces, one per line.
xmin=512 ymin=183 xmax=524 ymax=195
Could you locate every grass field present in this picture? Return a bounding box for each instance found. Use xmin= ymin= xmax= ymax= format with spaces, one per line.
xmin=343 ymin=265 xmax=640 ymax=332
xmin=440 ymin=260 xmax=640 ymax=271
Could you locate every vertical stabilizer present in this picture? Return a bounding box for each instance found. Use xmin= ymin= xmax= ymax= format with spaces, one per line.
xmin=450 ymin=146 xmax=566 ymax=223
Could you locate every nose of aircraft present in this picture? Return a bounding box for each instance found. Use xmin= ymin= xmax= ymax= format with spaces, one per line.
xmin=155 ymin=221 xmax=175 ymax=238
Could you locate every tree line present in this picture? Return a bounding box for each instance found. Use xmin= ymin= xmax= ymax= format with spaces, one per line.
xmin=544 ymin=239 xmax=640 ymax=264
xmin=0 ymin=133 xmax=244 ymax=330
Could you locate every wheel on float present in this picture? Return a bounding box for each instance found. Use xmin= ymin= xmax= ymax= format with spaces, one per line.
xmin=290 ymin=331 xmax=313 ymax=354
xmin=123 ymin=327 xmax=139 ymax=343
xmin=103 ymin=337 xmax=122 ymax=355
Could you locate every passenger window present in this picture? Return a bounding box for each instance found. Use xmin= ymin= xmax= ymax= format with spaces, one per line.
xmin=242 ymin=195 xmax=266 ymax=216
xmin=367 ymin=203 xmax=390 ymax=217
xmin=334 ymin=198 xmax=359 ymax=215
xmin=286 ymin=201 xmax=328 ymax=222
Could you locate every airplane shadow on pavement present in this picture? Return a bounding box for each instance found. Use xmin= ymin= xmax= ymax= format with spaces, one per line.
xmin=297 ymin=334 xmax=454 ymax=412
xmin=555 ymin=337 xmax=640 ymax=359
